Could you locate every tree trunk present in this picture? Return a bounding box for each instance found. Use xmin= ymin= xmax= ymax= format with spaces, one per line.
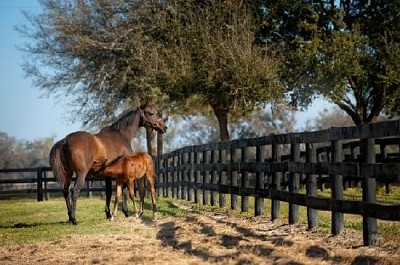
xmin=146 ymin=127 xmax=156 ymax=156
xmin=211 ymin=103 xmax=230 ymax=141
xmin=157 ymin=132 xmax=163 ymax=156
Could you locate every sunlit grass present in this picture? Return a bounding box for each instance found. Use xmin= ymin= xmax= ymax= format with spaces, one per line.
xmin=0 ymin=196 xmax=190 ymax=246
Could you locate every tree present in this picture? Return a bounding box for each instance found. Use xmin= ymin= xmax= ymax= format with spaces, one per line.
xmin=147 ymin=0 xmax=285 ymax=141
xmin=18 ymin=0 xmax=164 ymax=126
xmin=231 ymin=105 xmax=296 ymax=139
xmin=304 ymin=107 xmax=354 ymax=131
xmin=259 ymin=0 xmax=400 ymax=125
xmin=19 ymin=0 xmax=173 ymax=154
xmin=0 ymin=132 xmax=54 ymax=169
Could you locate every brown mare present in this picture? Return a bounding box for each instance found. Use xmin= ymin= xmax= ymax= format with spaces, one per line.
xmin=100 ymin=151 xmax=156 ymax=219
xmin=49 ymin=103 xmax=166 ymax=224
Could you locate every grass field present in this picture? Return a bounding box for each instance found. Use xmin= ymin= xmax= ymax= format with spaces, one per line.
xmin=0 ymin=195 xmax=190 ymax=246
xmin=1 ymin=188 xmax=399 ymax=249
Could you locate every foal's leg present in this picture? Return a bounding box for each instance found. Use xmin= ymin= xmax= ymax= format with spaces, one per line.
xmin=137 ymin=178 xmax=146 ymax=218
xmin=111 ymin=179 xmax=122 ymax=221
xmin=146 ymin=173 xmax=158 ymax=218
xmin=127 ymin=179 xmax=138 ymax=217
xmin=121 ymin=183 xmax=129 ymax=217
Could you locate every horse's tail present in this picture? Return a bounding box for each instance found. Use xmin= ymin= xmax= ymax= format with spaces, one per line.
xmin=49 ymin=138 xmax=69 ymax=188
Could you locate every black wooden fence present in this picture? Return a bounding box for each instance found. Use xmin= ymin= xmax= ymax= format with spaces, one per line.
xmin=1 ymin=120 xmax=399 ymax=246
xmin=154 ymin=119 xmax=400 ymax=246
xmin=0 ymin=167 xmax=106 ymax=201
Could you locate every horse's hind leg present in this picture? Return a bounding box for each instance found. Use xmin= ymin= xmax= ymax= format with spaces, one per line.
xmin=62 ymin=179 xmax=73 ymax=223
xmin=70 ymin=173 xmax=86 ymax=225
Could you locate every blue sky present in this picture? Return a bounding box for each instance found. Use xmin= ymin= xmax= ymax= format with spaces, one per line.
xmin=0 ymin=0 xmax=330 ymax=142
xmin=0 ymin=0 xmax=81 ymax=141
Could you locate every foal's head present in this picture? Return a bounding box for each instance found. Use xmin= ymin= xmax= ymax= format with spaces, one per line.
xmin=138 ymin=102 xmax=167 ymax=134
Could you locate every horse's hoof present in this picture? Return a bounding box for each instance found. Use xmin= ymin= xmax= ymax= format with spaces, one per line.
xmin=69 ymin=218 xmax=78 ymax=225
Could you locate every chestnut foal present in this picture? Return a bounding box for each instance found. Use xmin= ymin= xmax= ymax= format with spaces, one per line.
xmin=100 ymin=151 xmax=157 ymax=219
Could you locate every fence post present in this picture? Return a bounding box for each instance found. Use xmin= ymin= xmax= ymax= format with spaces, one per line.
xmin=172 ymin=155 xmax=177 ymax=199
xmin=202 ymin=150 xmax=209 ymax=206
xmin=43 ymin=169 xmax=50 ymax=200
xmin=271 ymin=138 xmax=282 ymax=221
xmin=379 ymin=143 xmax=391 ymax=194
xmin=156 ymin=157 xmax=161 ymax=197
xmin=188 ymin=150 xmax=194 ymax=201
xmin=182 ymin=152 xmax=188 ymax=200
xmin=331 ymin=139 xmax=344 ymax=235
xmin=289 ymin=142 xmax=300 ymax=224
xmin=362 ymin=138 xmax=377 ymax=246
xmin=37 ymin=167 xmax=43 ymax=202
xmin=194 ymin=151 xmax=201 ymax=204
xmin=241 ymin=147 xmax=249 ymax=212
xmin=219 ymin=149 xmax=227 ymax=208
xmin=163 ymin=158 xmax=167 ymax=198
xmin=306 ymin=143 xmax=318 ymax=229
xmin=210 ymin=149 xmax=218 ymax=206
xmin=178 ymin=153 xmax=184 ymax=199
xmin=255 ymin=145 xmax=265 ymax=216
xmin=230 ymin=147 xmax=238 ymax=210
xmin=86 ymin=181 xmax=92 ymax=198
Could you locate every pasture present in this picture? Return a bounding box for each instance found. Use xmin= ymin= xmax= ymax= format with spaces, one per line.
xmin=0 ymin=194 xmax=399 ymax=264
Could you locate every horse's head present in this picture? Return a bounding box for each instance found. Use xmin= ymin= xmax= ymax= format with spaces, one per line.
xmin=138 ymin=102 xmax=167 ymax=134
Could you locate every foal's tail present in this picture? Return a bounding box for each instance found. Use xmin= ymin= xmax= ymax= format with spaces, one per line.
xmin=49 ymin=138 xmax=69 ymax=188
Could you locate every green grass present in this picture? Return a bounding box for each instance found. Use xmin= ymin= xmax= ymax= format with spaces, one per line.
xmin=1 ymin=188 xmax=400 ymax=249
xmin=0 ymin=196 xmax=191 ymax=246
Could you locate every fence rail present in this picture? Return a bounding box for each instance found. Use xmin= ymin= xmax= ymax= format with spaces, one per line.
xmin=0 ymin=166 xmax=107 ymax=200
xmin=154 ymin=119 xmax=400 ymax=246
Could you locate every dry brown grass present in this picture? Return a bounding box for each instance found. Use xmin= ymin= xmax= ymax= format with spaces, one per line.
xmin=1 ymin=201 xmax=399 ymax=265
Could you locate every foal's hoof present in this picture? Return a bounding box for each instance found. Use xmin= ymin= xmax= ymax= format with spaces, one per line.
xmin=153 ymin=212 xmax=158 ymax=220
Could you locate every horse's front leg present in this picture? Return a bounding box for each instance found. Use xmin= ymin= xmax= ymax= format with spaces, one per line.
xmin=104 ymin=177 xmax=112 ymax=219
xmin=111 ymin=180 xmax=122 ymax=221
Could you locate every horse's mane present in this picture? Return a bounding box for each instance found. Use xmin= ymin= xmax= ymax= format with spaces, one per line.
xmin=109 ymin=108 xmax=139 ymax=132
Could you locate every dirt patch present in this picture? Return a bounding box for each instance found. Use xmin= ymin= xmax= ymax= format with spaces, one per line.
xmin=0 ymin=203 xmax=399 ymax=265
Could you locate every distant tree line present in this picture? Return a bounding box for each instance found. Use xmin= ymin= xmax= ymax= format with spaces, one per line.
xmin=0 ymin=132 xmax=54 ymax=169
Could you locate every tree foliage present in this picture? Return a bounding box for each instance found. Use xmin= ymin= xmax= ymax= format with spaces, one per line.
xmin=149 ymin=0 xmax=284 ymax=140
xmin=259 ymin=0 xmax=400 ymax=125
xmin=19 ymin=0 xmax=285 ymax=141
xmin=18 ymin=0 xmax=164 ymax=127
